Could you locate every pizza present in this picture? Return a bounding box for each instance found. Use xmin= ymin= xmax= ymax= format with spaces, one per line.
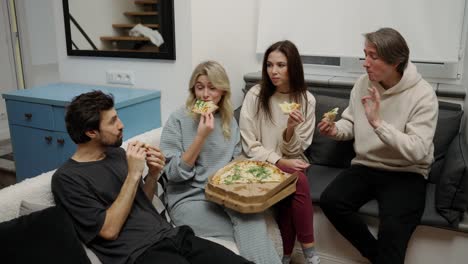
xmin=279 ymin=101 xmax=301 ymax=114
xmin=192 ymin=100 xmax=219 ymax=114
xmin=323 ymin=107 xmax=339 ymax=122
xmin=212 ymin=160 xmax=286 ymax=185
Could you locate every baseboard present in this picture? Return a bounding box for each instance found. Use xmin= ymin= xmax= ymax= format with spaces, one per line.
xmin=316 ymin=252 xmax=368 ymax=264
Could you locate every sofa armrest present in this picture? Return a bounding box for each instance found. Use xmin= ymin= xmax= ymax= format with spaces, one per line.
xmin=122 ymin=127 xmax=163 ymax=149
xmin=0 ymin=171 xmax=55 ymax=223
xmin=122 ymin=127 xmax=163 ymax=177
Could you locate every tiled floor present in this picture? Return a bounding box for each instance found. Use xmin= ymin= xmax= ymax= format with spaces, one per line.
xmin=0 ymin=169 xmax=15 ymax=189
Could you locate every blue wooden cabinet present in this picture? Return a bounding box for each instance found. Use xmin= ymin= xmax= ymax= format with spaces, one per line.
xmin=2 ymin=83 xmax=161 ymax=181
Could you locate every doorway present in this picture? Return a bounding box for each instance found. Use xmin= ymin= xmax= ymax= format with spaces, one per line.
xmin=0 ymin=0 xmax=24 ymax=141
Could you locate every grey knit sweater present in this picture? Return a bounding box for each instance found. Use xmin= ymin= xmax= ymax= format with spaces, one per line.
xmin=160 ymin=107 xmax=241 ymax=210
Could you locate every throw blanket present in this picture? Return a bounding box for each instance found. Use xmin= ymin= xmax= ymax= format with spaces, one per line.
xmin=0 ymin=205 xmax=91 ymax=264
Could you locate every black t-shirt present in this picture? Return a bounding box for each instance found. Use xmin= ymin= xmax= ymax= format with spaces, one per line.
xmin=51 ymin=147 xmax=179 ymax=264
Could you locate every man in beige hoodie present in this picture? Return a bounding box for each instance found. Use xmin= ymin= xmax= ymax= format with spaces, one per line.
xmin=318 ymin=28 xmax=438 ymax=264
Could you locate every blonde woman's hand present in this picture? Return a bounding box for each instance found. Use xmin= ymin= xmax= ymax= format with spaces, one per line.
xmin=197 ymin=113 xmax=215 ymax=139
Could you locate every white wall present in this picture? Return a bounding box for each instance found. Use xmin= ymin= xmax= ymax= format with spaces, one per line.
xmin=55 ymin=0 xmax=263 ymax=122
xmin=191 ymin=0 xmax=261 ymax=109
xmin=54 ymin=0 xmax=468 ymax=128
xmin=54 ymin=0 xmax=193 ymax=124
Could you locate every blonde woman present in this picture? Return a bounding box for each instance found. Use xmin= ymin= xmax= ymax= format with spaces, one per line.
xmin=160 ymin=61 xmax=281 ymax=264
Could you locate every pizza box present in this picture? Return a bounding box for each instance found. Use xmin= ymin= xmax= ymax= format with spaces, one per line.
xmin=205 ymin=160 xmax=298 ymax=213
xmin=205 ymin=176 xmax=297 ymax=214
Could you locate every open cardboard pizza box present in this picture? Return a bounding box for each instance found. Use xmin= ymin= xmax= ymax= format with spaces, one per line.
xmin=205 ymin=160 xmax=298 ymax=213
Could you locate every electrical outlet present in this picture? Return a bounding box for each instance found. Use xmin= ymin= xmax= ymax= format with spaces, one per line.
xmin=106 ymin=70 xmax=135 ymax=85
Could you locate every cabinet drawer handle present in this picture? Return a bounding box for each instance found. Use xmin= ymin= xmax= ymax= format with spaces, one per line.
xmin=24 ymin=113 xmax=32 ymax=120
xmin=45 ymin=136 xmax=52 ymax=143
xmin=57 ymin=138 xmax=65 ymax=145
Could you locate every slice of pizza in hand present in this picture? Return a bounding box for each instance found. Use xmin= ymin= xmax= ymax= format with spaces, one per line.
xmin=192 ymin=100 xmax=219 ymax=114
xmin=279 ymin=101 xmax=301 ymax=114
xmin=323 ymin=107 xmax=339 ymax=122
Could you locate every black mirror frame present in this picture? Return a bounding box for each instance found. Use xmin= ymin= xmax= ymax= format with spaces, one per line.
xmin=62 ymin=0 xmax=176 ymax=60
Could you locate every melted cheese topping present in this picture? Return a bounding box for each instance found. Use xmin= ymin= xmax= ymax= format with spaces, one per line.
xmin=279 ymin=102 xmax=301 ymax=114
xmin=213 ymin=161 xmax=284 ymax=185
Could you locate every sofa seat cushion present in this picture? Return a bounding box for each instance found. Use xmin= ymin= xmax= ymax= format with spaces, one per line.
xmin=308 ymin=166 xmax=459 ymax=231
xmin=306 ymin=164 xmax=346 ymax=202
xmin=357 ymin=184 xmax=453 ymax=229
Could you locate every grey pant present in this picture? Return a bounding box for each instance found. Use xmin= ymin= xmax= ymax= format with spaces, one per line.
xmin=170 ymin=200 xmax=281 ymax=264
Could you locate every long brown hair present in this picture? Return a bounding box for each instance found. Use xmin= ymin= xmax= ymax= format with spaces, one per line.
xmin=185 ymin=61 xmax=233 ymax=139
xmin=258 ymin=40 xmax=308 ymax=122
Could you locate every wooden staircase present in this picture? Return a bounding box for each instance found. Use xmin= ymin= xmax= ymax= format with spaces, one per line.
xmin=100 ymin=0 xmax=160 ymax=52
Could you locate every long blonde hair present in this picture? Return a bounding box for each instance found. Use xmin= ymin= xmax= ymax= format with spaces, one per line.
xmin=185 ymin=61 xmax=233 ymax=139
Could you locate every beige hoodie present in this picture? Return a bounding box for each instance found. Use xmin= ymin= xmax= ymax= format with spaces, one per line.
xmin=240 ymin=85 xmax=316 ymax=164
xmin=335 ymin=62 xmax=438 ymax=177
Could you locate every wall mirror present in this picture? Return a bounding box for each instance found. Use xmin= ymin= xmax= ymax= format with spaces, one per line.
xmin=62 ymin=0 xmax=175 ymax=60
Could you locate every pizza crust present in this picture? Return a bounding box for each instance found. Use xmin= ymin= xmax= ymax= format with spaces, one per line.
xmin=192 ymin=100 xmax=219 ymax=114
xmin=279 ymin=101 xmax=301 ymax=114
xmin=206 ymin=160 xmax=298 ymax=207
xmin=323 ymin=107 xmax=339 ymax=122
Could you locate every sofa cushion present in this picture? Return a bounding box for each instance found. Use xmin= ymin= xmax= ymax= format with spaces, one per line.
xmin=421 ymin=183 xmax=453 ymax=228
xmin=436 ymin=133 xmax=468 ymax=227
xmin=305 ymin=94 xmax=355 ymax=168
xmin=0 ymin=206 xmax=91 ymax=264
xmin=429 ymin=102 xmax=463 ymax=183
xmin=357 ymin=184 xmax=454 ymax=229
xmin=306 ymin=164 xmax=345 ymax=202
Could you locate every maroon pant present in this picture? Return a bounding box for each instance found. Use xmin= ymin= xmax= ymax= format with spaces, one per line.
xmin=276 ymin=166 xmax=315 ymax=255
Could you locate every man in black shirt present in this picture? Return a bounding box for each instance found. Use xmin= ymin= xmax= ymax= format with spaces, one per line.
xmin=52 ymin=91 xmax=252 ymax=264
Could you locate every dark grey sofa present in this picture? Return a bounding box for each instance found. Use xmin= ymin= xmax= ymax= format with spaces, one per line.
xmin=241 ymin=72 xmax=468 ymax=233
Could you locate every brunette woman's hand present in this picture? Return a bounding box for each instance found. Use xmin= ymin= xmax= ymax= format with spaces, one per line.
xmin=276 ymin=158 xmax=310 ymax=171
xmin=287 ymin=109 xmax=305 ymax=129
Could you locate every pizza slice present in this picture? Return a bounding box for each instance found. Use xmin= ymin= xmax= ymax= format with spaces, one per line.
xmin=279 ymin=101 xmax=301 ymax=114
xmin=192 ymin=100 xmax=219 ymax=114
xmin=323 ymin=107 xmax=339 ymax=122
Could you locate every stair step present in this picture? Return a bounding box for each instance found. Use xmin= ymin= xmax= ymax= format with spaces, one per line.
xmin=124 ymin=11 xmax=158 ymax=16
xmin=100 ymin=36 xmax=150 ymax=41
xmin=112 ymin=24 xmax=159 ymax=29
xmin=135 ymin=0 xmax=158 ymax=4
xmin=104 ymin=47 xmax=160 ymax=52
